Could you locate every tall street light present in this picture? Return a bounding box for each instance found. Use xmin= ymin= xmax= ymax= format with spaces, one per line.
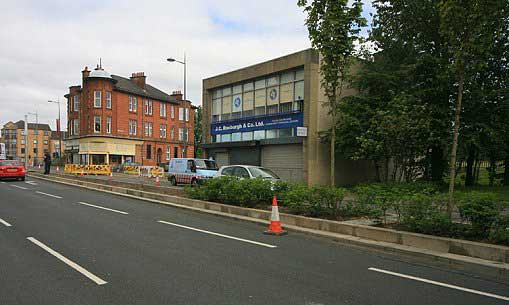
xmin=48 ymin=100 xmax=62 ymax=160
xmin=27 ymin=111 xmax=38 ymax=166
xmin=167 ymin=54 xmax=187 ymax=158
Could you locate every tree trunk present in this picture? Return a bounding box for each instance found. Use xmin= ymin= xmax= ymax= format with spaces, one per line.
xmin=384 ymin=158 xmax=390 ymax=182
xmin=431 ymin=146 xmax=446 ymax=182
xmin=448 ymin=65 xmax=465 ymax=218
xmin=330 ymin=113 xmax=336 ymax=187
xmin=374 ymin=160 xmax=381 ymax=182
xmin=465 ymin=144 xmax=476 ymax=186
xmin=488 ymin=157 xmax=497 ymax=186
xmin=504 ymin=157 xmax=509 ymax=186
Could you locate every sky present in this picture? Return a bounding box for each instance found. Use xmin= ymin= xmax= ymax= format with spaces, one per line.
xmin=0 ymin=0 xmax=374 ymax=131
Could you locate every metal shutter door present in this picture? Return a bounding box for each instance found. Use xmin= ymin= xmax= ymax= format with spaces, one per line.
xmin=215 ymin=152 xmax=229 ymax=168
xmin=261 ymin=144 xmax=303 ymax=182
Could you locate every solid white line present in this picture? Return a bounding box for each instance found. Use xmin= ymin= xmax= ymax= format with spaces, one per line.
xmin=0 ymin=217 xmax=12 ymax=227
xmin=157 ymin=220 xmax=277 ymax=248
xmin=368 ymin=267 xmax=509 ymax=301
xmin=27 ymin=237 xmax=107 ymax=285
xmin=35 ymin=191 xmax=62 ymax=199
xmin=0 ymin=181 xmax=5 ymax=184
xmin=78 ymin=202 xmax=128 ymax=215
xmin=11 ymin=185 xmax=28 ymax=190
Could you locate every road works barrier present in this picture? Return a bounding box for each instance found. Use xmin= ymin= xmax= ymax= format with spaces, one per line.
xmin=64 ymin=164 xmax=111 ymax=176
xmin=122 ymin=166 xmax=163 ymax=177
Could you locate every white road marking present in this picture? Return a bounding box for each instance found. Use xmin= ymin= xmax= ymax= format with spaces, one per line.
xmin=0 ymin=181 xmax=5 ymax=184
xmin=78 ymin=202 xmax=128 ymax=215
xmin=25 ymin=181 xmax=38 ymax=185
xmin=27 ymin=237 xmax=107 ymax=285
xmin=11 ymin=185 xmax=28 ymax=190
xmin=157 ymin=220 xmax=277 ymax=248
xmin=0 ymin=217 xmax=12 ymax=227
xmin=35 ymin=191 xmax=62 ymax=199
xmin=368 ymin=267 xmax=509 ymax=301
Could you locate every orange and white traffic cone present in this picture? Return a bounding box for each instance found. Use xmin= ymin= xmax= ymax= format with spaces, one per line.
xmin=38 ymin=163 xmax=41 ymax=170
xmin=80 ymin=169 xmax=84 ymax=177
xmin=109 ymin=172 xmax=113 ymax=181
xmin=155 ymin=176 xmax=160 ymax=186
xmin=56 ymin=166 xmax=60 ymax=174
xmin=264 ymin=196 xmax=287 ymax=236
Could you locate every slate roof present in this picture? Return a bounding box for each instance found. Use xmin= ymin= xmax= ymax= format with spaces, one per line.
xmin=12 ymin=120 xmax=51 ymax=131
xmin=111 ymin=75 xmax=179 ymax=104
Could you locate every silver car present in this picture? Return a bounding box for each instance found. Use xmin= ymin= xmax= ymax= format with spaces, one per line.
xmin=216 ymin=165 xmax=280 ymax=181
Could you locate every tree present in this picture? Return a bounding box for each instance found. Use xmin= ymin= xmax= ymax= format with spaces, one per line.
xmin=194 ymin=106 xmax=203 ymax=158
xmin=298 ymin=0 xmax=366 ymax=186
xmin=439 ymin=0 xmax=508 ymax=215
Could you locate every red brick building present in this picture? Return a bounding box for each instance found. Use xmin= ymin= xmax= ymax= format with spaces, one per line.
xmin=64 ymin=65 xmax=195 ymax=167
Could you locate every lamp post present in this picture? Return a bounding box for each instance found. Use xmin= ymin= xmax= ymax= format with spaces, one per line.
xmin=167 ymin=54 xmax=187 ymax=158
xmin=48 ymin=100 xmax=62 ymax=160
xmin=28 ymin=111 xmax=38 ymax=166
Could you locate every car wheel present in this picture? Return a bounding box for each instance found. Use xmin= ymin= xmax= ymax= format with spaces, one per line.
xmin=169 ymin=176 xmax=177 ymax=186
xmin=21 ymin=177 xmax=25 ymax=181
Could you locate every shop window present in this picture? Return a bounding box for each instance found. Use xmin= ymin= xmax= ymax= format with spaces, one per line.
xmin=254 ymin=130 xmax=265 ymax=140
xmin=279 ymin=128 xmax=293 ymax=138
xmin=266 ymin=129 xmax=277 ymax=139
xmin=221 ymin=134 xmax=231 ymax=142
xmin=242 ymin=132 xmax=253 ymax=141
xmin=211 ymin=135 xmax=217 ymax=143
xmin=231 ymin=133 xmax=241 ymax=142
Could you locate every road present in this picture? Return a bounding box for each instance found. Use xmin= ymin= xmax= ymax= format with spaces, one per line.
xmin=0 ymin=177 xmax=508 ymax=305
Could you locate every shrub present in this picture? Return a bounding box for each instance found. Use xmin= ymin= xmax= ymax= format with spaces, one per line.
xmin=399 ymin=194 xmax=453 ymax=236
xmin=458 ymin=192 xmax=499 ymax=238
xmin=283 ymin=184 xmax=347 ymax=219
xmin=489 ymin=215 xmax=509 ymax=245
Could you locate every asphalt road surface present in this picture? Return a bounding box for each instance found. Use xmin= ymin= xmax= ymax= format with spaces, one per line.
xmin=0 ymin=177 xmax=508 ymax=305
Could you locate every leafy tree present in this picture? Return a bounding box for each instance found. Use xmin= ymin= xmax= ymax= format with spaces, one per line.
xmin=194 ymin=106 xmax=203 ymax=158
xmin=439 ymin=0 xmax=508 ymax=214
xmin=298 ymin=0 xmax=366 ymax=186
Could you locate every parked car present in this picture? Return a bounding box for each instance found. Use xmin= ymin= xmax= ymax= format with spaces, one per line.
xmin=0 ymin=160 xmax=26 ymax=181
xmin=217 ymin=165 xmax=280 ymax=181
xmin=167 ymin=158 xmax=218 ymax=186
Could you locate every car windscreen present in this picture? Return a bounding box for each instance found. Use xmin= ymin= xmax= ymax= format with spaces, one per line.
xmin=248 ymin=167 xmax=279 ymax=179
xmin=0 ymin=161 xmax=22 ymax=166
xmin=195 ymin=160 xmax=218 ymax=170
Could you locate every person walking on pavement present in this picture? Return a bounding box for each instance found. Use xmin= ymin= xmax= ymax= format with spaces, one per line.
xmin=43 ymin=152 xmax=51 ymax=174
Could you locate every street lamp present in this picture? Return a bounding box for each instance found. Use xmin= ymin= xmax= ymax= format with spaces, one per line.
xmin=166 ymin=54 xmax=187 ymax=158
xmin=27 ymin=111 xmax=38 ymax=166
xmin=48 ymin=100 xmax=62 ymax=160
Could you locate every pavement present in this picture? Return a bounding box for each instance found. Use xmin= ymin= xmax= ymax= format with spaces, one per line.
xmin=1 ymin=176 xmax=509 ymax=305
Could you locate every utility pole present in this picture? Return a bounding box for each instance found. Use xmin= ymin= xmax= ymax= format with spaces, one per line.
xmin=24 ymin=115 xmax=28 ymax=169
xmin=167 ymin=53 xmax=187 ymax=158
xmin=48 ymin=100 xmax=62 ymax=159
xmin=28 ymin=111 xmax=38 ymax=166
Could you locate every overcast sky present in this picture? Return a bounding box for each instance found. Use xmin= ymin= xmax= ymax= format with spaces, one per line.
xmin=0 ymin=0 xmax=374 ymax=131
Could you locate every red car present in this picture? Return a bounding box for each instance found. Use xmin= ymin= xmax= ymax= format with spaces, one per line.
xmin=0 ymin=160 xmax=26 ymax=181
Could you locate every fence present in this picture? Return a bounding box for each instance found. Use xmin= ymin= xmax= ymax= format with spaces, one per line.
xmin=64 ymin=164 xmax=111 ymax=176
xmin=122 ymin=165 xmax=164 ymax=178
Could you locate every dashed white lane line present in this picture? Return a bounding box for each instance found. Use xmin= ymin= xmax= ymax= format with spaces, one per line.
xmin=35 ymin=191 xmax=62 ymax=199
xmin=27 ymin=237 xmax=107 ymax=285
xmin=0 ymin=181 xmax=5 ymax=184
xmin=157 ymin=220 xmax=277 ymax=248
xmin=11 ymin=185 xmax=28 ymax=190
xmin=368 ymin=267 xmax=509 ymax=301
xmin=78 ymin=202 xmax=128 ymax=215
xmin=0 ymin=217 xmax=12 ymax=227
xmin=25 ymin=181 xmax=38 ymax=185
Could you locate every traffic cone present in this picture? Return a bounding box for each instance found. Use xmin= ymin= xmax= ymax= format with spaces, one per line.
xmin=264 ymin=196 xmax=287 ymax=236
xmin=80 ymin=169 xmax=84 ymax=177
xmin=56 ymin=166 xmax=60 ymax=174
xmin=155 ymin=176 xmax=160 ymax=186
xmin=38 ymin=163 xmax=41 ymax=170
xmin=109 ymin=172 xmax=113 ymax=181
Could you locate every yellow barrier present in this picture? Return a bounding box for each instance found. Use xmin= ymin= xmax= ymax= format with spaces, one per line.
xmin=123 ymin=165 xmax=140 ymax=175
xmin=64 ymin=164 xmax=111 ymax=175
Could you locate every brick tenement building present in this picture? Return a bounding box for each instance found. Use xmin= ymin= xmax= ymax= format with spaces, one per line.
xmin=64 ymin=65 xmax=195 ymax=167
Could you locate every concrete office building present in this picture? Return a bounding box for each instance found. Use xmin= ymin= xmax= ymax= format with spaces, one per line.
xmin=202 ymin=49 xmax=374 ymax=186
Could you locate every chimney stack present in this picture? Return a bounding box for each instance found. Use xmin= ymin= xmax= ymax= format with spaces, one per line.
xmin=82 ymin=66 xmax=90 ymax=85
xmin=130 ymin=72 xmax=146 ymax=88
xmin=171 ymin=90 xmax=183 ymax=101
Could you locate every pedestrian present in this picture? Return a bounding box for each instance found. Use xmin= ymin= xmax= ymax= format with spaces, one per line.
xmin=44 ymin=152 xmax=51 ymax=174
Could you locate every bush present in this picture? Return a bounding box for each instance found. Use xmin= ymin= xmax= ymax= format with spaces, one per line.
xmin=489 ymin=215 xmax=509 ymax=245
xmin=458 ymin=192 xmax=499 ymax=238
xmin=282 ymin=185 xmax=348 ymax=219
xmin=398 ymin=194 xmax=453 ymax=236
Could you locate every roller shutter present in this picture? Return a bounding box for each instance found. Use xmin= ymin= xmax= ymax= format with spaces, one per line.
xmin=261 ymin=144 xmax=303 ymax=182
xmin=215 ymin=152 xmax=229 ymax=168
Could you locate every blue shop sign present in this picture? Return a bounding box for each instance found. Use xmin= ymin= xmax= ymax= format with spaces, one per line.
xmin=211 ymin=112 xmax=304 ymax=135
